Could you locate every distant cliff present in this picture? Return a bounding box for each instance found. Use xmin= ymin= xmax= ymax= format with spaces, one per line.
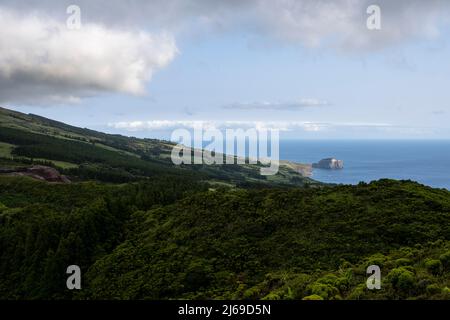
xmin=312 ymin=158 xmax=344 ymax=169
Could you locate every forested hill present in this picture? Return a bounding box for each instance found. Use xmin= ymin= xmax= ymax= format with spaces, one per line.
xmin=0 ymin=107 xmax=449 ymax=300
xmin=0 ymin=178 xmax=449 ymax=299
xmin=0 ymin=106 xmax=315 ymax=187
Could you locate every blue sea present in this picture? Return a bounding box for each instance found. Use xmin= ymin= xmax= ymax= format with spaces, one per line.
xmin=280 ymin=140 xmax=450 ymax=190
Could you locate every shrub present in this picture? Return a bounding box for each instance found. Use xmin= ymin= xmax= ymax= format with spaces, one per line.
xmin=426 ymin=284 xmax=441 ymax=295
xmin=315 ymin=273 xmax=350 ymax=292
xmin=307 ymin=282 xmax=339 ymax=300
xmin=439 ymin=251 xmax=450 ymax=271
xmin=365 ymin=253 xmax=387 ymax=268
xmin=262 ymin=292 xmax=281 ymax=300
xmin=388 ymin=267 xmax=415 ymax=293
xmin=425 ymin=259 xmax=443 ymax=276
xmin=417 ymin=278 xmax=433 ymax=292
xmin=347 ymin=284 xmax=368 ymax=300
xmin=395 ymin=258 xmax=412 ymax=267
xmin=243 ymin=287 xmax=261 ymax=299
xmin=397 ymin=272 xmax=415 ymax=292
xmin=285 ymin=274 xmax=311 ymax=300
xmin=302 ymin=294 xmax=324 ymax=300
xmin=316 ymin=274 xmax=339 ymax=286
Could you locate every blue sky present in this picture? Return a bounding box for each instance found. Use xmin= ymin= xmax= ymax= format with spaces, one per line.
xmin=2 ymin=0 xmax=450 ymax=139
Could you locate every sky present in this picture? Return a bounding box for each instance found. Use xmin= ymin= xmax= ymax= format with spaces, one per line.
xmin=1 ymin=0 xmax=450 ymax=139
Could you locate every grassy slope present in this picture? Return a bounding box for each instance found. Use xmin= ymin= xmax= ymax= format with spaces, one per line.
xmin=0 ymin=107 xmax=316 ymax=187
xmin=0 ymin=142 xmax=13 ymax=158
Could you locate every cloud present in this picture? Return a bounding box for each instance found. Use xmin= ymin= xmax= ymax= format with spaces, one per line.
xmin=1 ymin=1 xmax=450 ymax=105
xmin=108 ymin=120 xmax=392 ymax=132
xmin=3 ymin=0 xmax=449 ymax=51
xmin=108 ymin=120 xmax=450 ymax=139
xmin=250 ymin=0 xmax=450 ymax=51
xmin=0 ymin=7 xmax=178 ymax=105
xmin=223 ymin=99 xmax=330 ymax=110
xmin=109 ymin=120 xmax=322 ymax=132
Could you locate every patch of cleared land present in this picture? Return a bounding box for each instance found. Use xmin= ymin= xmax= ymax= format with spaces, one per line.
xmin=0 ymin=142 xmax=14 ymax=158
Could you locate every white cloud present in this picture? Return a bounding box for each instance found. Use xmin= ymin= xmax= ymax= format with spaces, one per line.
xmin=108 ymin=120 xmax=450 ymax=139
xmin=0 ymin=7 xmax=178 ymax=105
xmin=223 ymin=99 xmax=330 ymax=110
xmin=108 ymin=120 xmax=392 ymax=132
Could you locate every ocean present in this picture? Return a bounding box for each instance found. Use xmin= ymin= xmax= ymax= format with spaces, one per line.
xmin=280 ymin=140 xmax=450 ymax=190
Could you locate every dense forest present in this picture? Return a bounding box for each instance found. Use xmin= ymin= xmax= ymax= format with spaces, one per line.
xmin=0 ymin=107 xmax=449 ymax=300
xmin=0 ymin=177 xmax=449 ymax=300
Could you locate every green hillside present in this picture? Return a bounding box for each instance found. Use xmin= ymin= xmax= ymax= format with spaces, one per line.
xmin=0 ymin=107 xmax=315 ymax=187
xmin=0 ymin=177 xmax=449 ymax=300
xmin=0 ymin=107 xmax=448 ymax=300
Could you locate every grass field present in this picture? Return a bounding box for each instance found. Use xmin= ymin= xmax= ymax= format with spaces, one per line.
xmin=0 ymin=142 xmax=14 ymax=158
xmin=0 ymin=142 xmax=78 ymax=169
